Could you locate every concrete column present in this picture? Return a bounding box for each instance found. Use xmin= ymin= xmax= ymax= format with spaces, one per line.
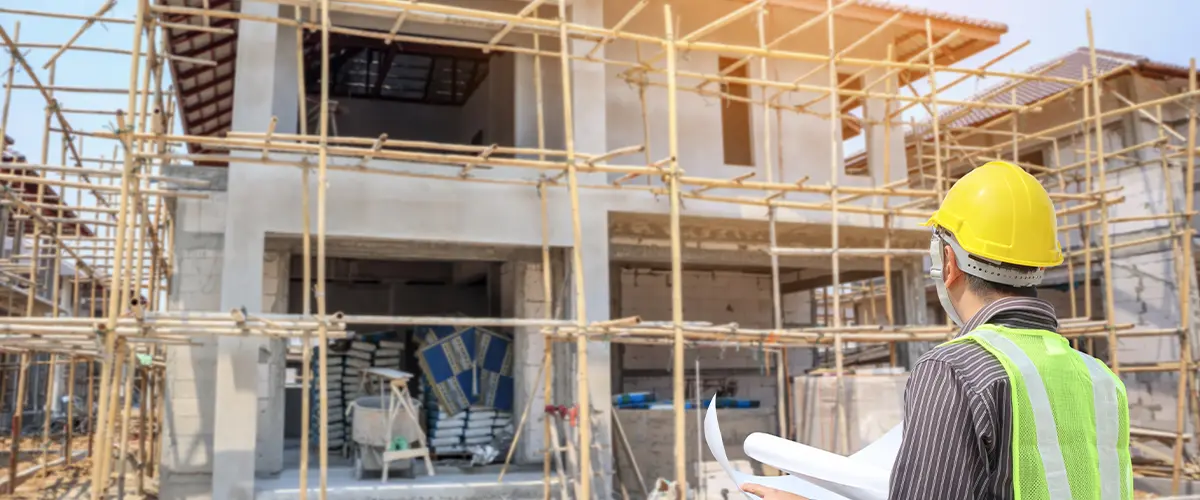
xmin=899 ymin=259 xmax=932 ymax=368
xmin=579 ymin=210 xmax=613 ymax=496
xmin=566 ymin=0 xmax=613 ymax=494
xmin=210 ymin=2 xmax=293 ymax=497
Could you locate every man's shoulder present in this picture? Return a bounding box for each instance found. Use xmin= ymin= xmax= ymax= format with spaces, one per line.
xmin=914 ymin=341 xmax=1008 ymax=389
xmin=917 ymin=340 xmax=992 ymax=366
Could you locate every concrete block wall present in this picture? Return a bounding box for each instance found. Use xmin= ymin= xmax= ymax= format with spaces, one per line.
xmin=504 ymin=260 xmax=551 ymax=465
xmin=162 ymin=189 xmax=227 ymax=499
xmin=616 ymin=269 xmax=807 ymax=409
xmin=613 ymin=408 xmax=776 ymax=494
xmin=256 ymin=252 xmax=289 ymax=474
xmin=160 ymin=166 xmax=292 ymax=498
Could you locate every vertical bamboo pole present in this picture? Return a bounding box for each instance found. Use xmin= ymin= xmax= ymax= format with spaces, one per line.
xmin=833 ymin=334 xmax=846 ymax=454
xmin=555 ymin=0 xmax=591 ymax=496
xmin=1086 ymin=11 xmax=1119 ymax=375
xmin=153 ymin=366 xmax=166 ymax=478
xmin=294 ymin=5 xmax=313 ymax=497
xmin=1182 ymin=58 xmax=1199 ymax=466
xmin=38 ymin=354 xmax=56 ymax=482
xmin=0 ymin=21 xmax=17 ymax=146
xmin=1051 ymin=138 xmax=1078 ymax=320
xmin=532 ymin=8 xmax=554 ymax=496
xmin=65 ymin=357 xmax=76 ymax=463
xmin=92 ymin=0 xmax=146 ymax=493
xmin=317 ymin=0 xmax=332 ymax=497
xmin=85 ymin=360 xmax=94 ymax=456
xmin=882 ymin=44 xmax=896 ymax=366
xmin=27 ymin=61 xmax=55 ymax=318
xmin=39 ymin=136 xmax=69 ymax=483
xmin=137 ymin=361 xmax=149 ymax=493
xmin=663 ymin=5 xmax=686 ymax=496
xmin=826 ymin=0 xmax=848 ymax=456
xmin=757 ymin=3 xmax=787 ymax=446
xmin=1081 ymin=72 xmax=1094 ymax=322
xmin=99 ymin=341 xmax=128 ymax=493
xmin=5 ymin=353 xmax=29 ymax=494
xmin=116 ymin=349 xmax=137 ymax=495
xmin=1010 ymin=89 xmax=1020 ymax=162
xmin=1145 ymin=101 xmax=1189 ymax=490
xmin=538 ymin=182 xmax=556 ymax=500
xmin=925 ymin=21 xmax=944 ymax=202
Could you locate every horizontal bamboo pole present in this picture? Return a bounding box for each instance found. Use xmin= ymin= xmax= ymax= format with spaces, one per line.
xmin=768 ymin=247 xmax=928 ymax=257
xmin=0 ymin=7 xmax=134 ymax=24
xmin=4 ymin=84 xmax=128 ymax=95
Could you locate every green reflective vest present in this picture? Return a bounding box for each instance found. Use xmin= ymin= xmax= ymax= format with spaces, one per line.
xmin=945 ymin=324 xmax=1133 ymax=500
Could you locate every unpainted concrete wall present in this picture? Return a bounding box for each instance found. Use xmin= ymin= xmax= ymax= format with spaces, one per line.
xmin=613 ymin=407 xmax=776 ymax=494
xmin=161 ymin=180 xmax=227 ymax=499
xmin=160 ymin=168 xmax=292 ymax=499
xmin=616 ymin=269 xmax=814 ymax=410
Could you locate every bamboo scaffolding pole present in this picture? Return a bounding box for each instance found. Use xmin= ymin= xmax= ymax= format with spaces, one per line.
xmin=662 ymin=6 xmax=687 ymax=495
xmin=1165 ymin=91 xmax=1192 ymax=493
xmin=531 ymin=7 xmax=559 ymax=496
xmin=0 ymin=7 xmax=133 ymax=25
xmin=824 ymin=0 xmax=851 ymax=457
xmin=5 ymin=353 xmax=29 ymax=494
xmin=6 ymin=0 xmax=1192 ymax=491
xmin=1082 ymin=79 xmax=1095 ymax=321
xmin=882 ymin=43 xmax=897 ymax=365
xmin=484 ymin=0 xmax=548 ymax=52
xmin=0 ymin=22 xmax=17 ymax=158
xmin=65 ymin=357 xmax=76 ymax=463
xmin=137 ymin=358 xmax=149 ymax=493
xmin=1185 ymin=59 xmax=1199 ymax=454
xmin=1086 ymin=12 xmax=1119 ymax=375
xmin=757 ymin=2 xmax=788 ymax=448
xmin=790 ymin=18 xmax=948 ymax=113
xmin=89 ymin=1 xmax=146 ymax=491
xmin=553 ymin=0 xmax=592 ymax=494
xmin=295 ymin=4 xmax=312 ymax=498
xmin=98 ymin=340 xmax=127 ymax=495
xmin=41 ymin=0 xmax=118 ymax=69
xmin=116 ymin=349 xmax=136 ymax=497
xmin=316 ymin=0 xmax=332 ymax=496
xmin=891 ymin=40 xmax=1031 ymax=117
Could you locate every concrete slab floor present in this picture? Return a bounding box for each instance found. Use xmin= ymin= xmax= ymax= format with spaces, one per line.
xmin=267 ymin=441 xmax=552 ymax=499
xmin=256 ymin=468 xmax=553 ymax=500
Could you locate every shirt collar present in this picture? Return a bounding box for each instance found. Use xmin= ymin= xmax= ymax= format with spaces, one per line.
xmin=956 ymin=296 xmax=1059 ymax=338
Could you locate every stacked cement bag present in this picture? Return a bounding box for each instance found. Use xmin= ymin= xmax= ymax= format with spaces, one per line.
xmin=424 ymin=406 xmax=515 ymax=458
xmin=310 ymin=345 xmax=350 ymax=449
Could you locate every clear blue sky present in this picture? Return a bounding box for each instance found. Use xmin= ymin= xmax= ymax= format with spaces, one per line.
xmin=0 ymin=0 xmax=151 ymax=163
xmin=0 ymin=0 xmax=1195 ymax=160
xmin=896 ymin=0 xmax=1198 ymax=103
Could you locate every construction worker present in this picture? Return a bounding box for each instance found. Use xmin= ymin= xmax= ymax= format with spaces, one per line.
xmin=742 ymin=161 xmax=1132 ymax=500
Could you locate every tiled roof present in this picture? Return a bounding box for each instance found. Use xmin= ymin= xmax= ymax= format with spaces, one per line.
xmin=916 ymin=47 xmax=1189 ymax=135
xmin=851 ymin=0 xmax=1008 ymax=32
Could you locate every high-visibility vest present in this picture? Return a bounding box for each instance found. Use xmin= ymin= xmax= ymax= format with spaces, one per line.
xmin=944 ymin=324 xmax=1133 ymax=500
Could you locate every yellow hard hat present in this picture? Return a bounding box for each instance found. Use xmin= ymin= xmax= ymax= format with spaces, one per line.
xmin=921 ymin=161 xmax=1063 ymax=268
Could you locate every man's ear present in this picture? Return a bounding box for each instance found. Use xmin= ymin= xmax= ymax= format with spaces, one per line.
xmin=943 ymin=244 xmax=963 ymax=286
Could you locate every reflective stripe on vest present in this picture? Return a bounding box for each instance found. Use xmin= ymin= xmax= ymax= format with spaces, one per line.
xmin=1078 ymin=352 xmax=1121 ymax=500
xmin=951 ymin=325 xmax=1132 ymax=500
xmin=974 ymin=330 xmax=1073 ymax=499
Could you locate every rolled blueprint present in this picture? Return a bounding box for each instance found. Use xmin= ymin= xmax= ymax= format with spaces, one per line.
xmin=703 ymin=396 xmax=903 ymax=500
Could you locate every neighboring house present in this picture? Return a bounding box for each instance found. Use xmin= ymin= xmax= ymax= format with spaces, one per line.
xmin=860 ymin=47 xmax=1197 ymax=440
xmin=155 ymin=0 xmax=1013 ymax=497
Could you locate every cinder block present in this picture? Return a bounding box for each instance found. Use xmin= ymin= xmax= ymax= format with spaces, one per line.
xmin=168 ymin=414 xmax=213 ymax=437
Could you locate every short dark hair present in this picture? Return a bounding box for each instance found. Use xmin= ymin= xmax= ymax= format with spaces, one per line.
xmin=962 ymin=258 xmax=1040 ymax=299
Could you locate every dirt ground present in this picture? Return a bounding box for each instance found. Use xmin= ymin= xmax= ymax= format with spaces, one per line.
xmin=0 ymin=436 xmax=155 ymax=499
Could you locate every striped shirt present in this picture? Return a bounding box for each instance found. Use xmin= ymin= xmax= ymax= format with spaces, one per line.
xmin=888 ymin=297 xmax=1060 ymax=500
